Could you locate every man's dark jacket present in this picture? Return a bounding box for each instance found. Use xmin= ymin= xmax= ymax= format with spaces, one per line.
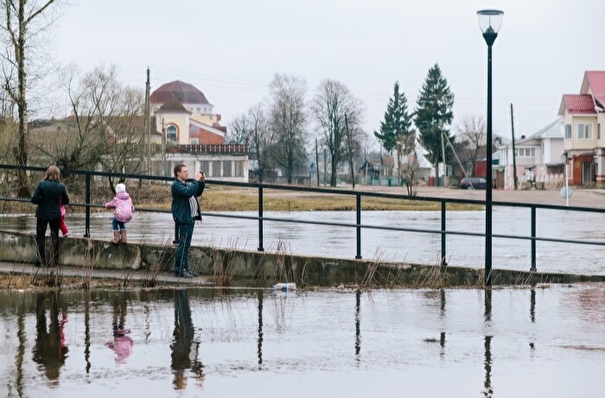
xmin=171 ymin=179 xmax=205 ymax=224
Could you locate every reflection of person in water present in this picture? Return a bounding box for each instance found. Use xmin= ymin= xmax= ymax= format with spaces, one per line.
xmin=171 ymin=290 xmax=204 ymax=390
xmin=33 ymin=292 xmax=69 ymax=384
xmin=106 ymin=293 xmax=133 ymax=364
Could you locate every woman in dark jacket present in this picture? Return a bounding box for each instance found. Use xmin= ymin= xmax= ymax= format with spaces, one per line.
xmin=31 ymin=166 xmax=70 ymax=267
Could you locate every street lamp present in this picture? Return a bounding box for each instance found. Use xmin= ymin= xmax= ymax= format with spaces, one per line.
xmin=477 ymin=9 xmax=503 ymax=286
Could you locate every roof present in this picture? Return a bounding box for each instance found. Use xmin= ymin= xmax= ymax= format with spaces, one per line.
xmin=158 ymin=93 xmax=190 ymax=114
xmin=582 ymin=71 xmax=605 ymax=108
xmin=189 ymin=119 xmax=225 ymax=138
xmin=520 ymin=117 xmax=563 ymax=142
xmin=150 ymin=80 xmax=210 ymax=105
xmin=558 ymin=94 xmax=596 ymax=116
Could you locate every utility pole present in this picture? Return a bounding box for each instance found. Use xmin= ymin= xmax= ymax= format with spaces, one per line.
xmin=161 ymin=118 xmax=166 ymax=177
xmin=440 ymin=127 xmax=447 ymax=187
xmin=143 ymin=67 xmax=151 ymax=176
xmin=315 ymin=138 xmax=320 ymax=187
xmin=510 ymin=104 xmax=518 ymax=190
xmin=323 ymin=148 xmax=327 ymax=187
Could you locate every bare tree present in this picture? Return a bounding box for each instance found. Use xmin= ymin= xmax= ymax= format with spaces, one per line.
xmin=0 ymin=0 xmax=60 ymax=197
xmin=30 ymin=64 xmax=147 ymax=191
xmin=311 ymin=79 xmax=364 ymax=187
xmin=400 ymin=134 xmax=419 ymax=196
xmin=268 ymin=73 xmax=307 ymax=184
xmin=456 ymin=115 xmax=486 ymax=176
xmin=230 ymin=103 xmax=273 ymax=182
xmin=99 ymin=85 xmax=148 ymax=189
xmin=229 ymin=113 xmax=250 ymax=146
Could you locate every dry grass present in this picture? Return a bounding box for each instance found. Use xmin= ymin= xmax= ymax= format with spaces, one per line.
xmin=4 ymin=182 xmax=481 ymax=213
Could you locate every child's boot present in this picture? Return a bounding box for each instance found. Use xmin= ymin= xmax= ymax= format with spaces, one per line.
xmin=120 ymin=230 xmax=127 ymax=244
xmin=112 ymin=231 xmax=121 ymax=244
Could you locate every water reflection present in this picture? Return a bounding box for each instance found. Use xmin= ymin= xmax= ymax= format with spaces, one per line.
xmin=257 ymin=290 xmax=263 ymax=365
xmin=355 ymin=289 xmax=361 ymax=359
xmin=171 ymin=290 xmax=204 ymax=390
xmin=106 ymin=293 xmax=133 ymax=364
xmin=484 ymin=289 xmax=492 ymax=322
xmin=33 ymin=292 xmax=68 ymax=386
xmin=0 ymin=285 xmax=601 ymax=397
xmin=483 ymin=335 xmax=493 ymax=398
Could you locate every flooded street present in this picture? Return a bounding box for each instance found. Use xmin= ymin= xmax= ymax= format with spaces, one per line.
xmin=0 ymin=285 xmax=603 ymax=397
xmin=1 ymin=206 xmax=605 ymax=275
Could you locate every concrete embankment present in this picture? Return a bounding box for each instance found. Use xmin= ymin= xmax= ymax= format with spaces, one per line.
xmin=0 ymin=230 xmax=603 ymax=287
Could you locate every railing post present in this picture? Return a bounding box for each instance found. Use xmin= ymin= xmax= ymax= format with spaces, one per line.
xmin=84 ymin=173 xmax=91 ymax=238
xmin=441 ymin=201 xmax=447 ymax=266
xmin=356 ymin=193 xmax=362 ymax=259
xmin=257 ymin=186 xmax=264 ymax=252
xmin=530 ymin=206 xmax=536 ymax=271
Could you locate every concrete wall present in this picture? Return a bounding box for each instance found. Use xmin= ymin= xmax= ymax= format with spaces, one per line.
xmin=0 ymin=230 xmax=602 ymax=287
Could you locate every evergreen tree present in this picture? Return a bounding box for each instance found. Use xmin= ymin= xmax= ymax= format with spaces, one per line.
xmin=374 ymin=81 xmax=415 ymax=188
xmin=414 ymin=64 xmax=455 ymax=178
xmin=374 ymin=81 xmax=412 ymax=154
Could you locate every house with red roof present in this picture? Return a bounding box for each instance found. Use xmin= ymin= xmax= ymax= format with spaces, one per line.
xmin=149 ymin=80 xmax=249 ymax=181
xmin=150 ymin=80 xmax=227 ymax=145
xmin=559 ymin=71 xmax=605 ymax=186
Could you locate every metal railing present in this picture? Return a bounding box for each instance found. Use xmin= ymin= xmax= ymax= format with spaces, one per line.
xmin=2 ymin=164 xmax=605 ymax=273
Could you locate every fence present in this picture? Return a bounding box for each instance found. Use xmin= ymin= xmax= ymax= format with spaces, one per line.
xmin=2 ymin=164 xmax=605 ymax=276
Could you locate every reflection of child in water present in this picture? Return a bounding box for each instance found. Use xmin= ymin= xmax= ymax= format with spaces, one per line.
xmin=106 ymin=326 xmax=133 ymax=364
xmin=106 ymin=295 xmax=134 ymax=364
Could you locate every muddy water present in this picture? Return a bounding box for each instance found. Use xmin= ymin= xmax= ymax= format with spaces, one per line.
xmin=0 ymin=285 xmax=603 ymax=397
xmin=1 ymin=206 xmax=605 ymax=274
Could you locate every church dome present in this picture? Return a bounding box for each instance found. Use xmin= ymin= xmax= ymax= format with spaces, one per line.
xmin=150 ymin=80 xmax=210 ymax=105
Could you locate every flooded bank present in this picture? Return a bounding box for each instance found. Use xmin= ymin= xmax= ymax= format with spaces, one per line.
xmin=0 ymin=284 xmax=603 ymax=397
xmin=1 ymin=207 xmax=605 ymax=275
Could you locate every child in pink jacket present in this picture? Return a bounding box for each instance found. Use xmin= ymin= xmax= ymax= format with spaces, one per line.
xmin=104 ymin=183 xmax=134 ymax=244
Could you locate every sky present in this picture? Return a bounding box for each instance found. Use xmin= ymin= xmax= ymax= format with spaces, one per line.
xmin=51 ymin=0 xmax=605 ymax=146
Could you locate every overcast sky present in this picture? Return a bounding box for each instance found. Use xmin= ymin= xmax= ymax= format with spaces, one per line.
xmin=53 ymin=0 xmax=605 ymax=145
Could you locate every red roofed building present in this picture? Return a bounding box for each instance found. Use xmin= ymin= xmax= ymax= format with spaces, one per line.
xmin=150 ymin=80 xmax=226 ymax=145
xmin=558 ymin=71 xmax=605 ymax=186
xmin=149 ymin=80 xmax=248 ymax=182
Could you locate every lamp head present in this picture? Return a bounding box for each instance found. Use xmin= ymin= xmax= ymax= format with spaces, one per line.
xmin=477 ymin=9 xmax=503 ymax=46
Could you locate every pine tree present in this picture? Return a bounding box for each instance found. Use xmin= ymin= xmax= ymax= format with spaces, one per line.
xmin=414 ymin=64 xmax=455 ymax=178
xmin=374 ymin=81 xmax=412 ymax=154
xmin=375 ymin=81 xmax=415 ymax=187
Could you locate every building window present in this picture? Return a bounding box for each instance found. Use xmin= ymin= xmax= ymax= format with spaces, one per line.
xmin=223 ymin=160 xmax=233 ymax=177
xmin=598 ymin=123 xmax=601 ymax=140
xmin=190 ymin=139 xmax=198 ymax=145
xmin=166 ymin=125 xmax=177 ymax=142
xmin=212 ymin=161 xmax=222 ymax=177
xmin=200 ymin=161 xmax=210 ymax=176
xmin=565 ymin=124 xmax=572 ymax=139
xmin=577 ymin=123 xmax=592 ymax=139
xmin=235 ymin=160 xmax=244 ymax=177
xmin=515 ymin=148 xmax=535 ymax=157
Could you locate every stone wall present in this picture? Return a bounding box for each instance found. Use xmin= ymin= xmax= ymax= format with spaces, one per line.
xmin=0 ymin=230 xmax=602 ymax=287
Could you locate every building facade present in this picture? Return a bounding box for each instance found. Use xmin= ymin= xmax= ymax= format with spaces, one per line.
xmin=558 ymin=71 xmax=605 ymax=187
xmin=150 ymin=80 xmax=249 ymax=182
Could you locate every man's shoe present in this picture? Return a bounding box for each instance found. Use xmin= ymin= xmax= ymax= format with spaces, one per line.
xmin=188 ymin=269 xmax=199 ymax=277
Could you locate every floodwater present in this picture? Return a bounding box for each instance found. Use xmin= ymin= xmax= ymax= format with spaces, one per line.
xmin=1 ymin=206 xmax=605 ymax=275
xmin=0 ymin=285 xmax=603 ymax=397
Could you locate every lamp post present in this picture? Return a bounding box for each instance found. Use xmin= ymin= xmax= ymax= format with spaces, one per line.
xmin=477 ymin=9 xmax=503 ymax=286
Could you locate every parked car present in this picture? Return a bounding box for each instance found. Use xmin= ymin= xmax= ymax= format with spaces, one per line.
xmin=459 ymin=177 xmax=487 ymax=190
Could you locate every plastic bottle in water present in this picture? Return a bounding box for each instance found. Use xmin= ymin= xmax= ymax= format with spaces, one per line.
xmin=273 ymin=282 xmax=296 ymax=291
